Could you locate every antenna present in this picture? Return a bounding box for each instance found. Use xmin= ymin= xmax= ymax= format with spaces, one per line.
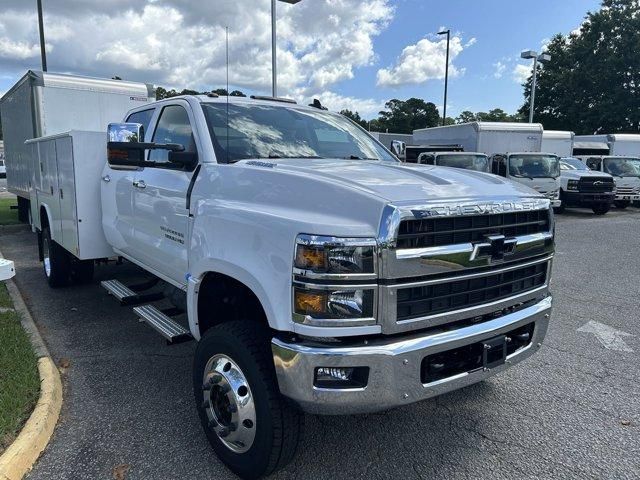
xmin=226 ymin=26 xmax=230 ymax=164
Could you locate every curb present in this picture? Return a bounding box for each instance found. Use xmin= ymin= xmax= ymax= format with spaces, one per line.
xmin=0 ymin=256 xmax=62 ymax=480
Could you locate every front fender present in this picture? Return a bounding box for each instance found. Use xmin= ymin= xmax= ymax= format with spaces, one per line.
xmin=187 ymin=259 xmax=276 ymax=340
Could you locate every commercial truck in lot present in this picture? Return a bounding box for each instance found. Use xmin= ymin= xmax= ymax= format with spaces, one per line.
xmin=2 ymin=74 xmax=555 ymax=479
xmin=414 ymin=122 xmax=561 ymax=208
xmin=541 ymin=132 xmax=614 ymax=214
xmin=557 ymin=158 xmax=614 ymax=214
xmin=576 ymin=133 xmax=640 ymax=156
xmin=580 ymin=156 xmax=640 ymax=208
xmin=542 ymin=130 xmax=574 ymax=157
xmin=0 ymin=70 xmax=155 ymax=222
xmin=416 ymin=151 xmax=491 ymax=172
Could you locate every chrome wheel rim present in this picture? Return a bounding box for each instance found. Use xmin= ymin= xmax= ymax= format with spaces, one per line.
xmin=42 ymin=235 xmax=51 ymax=278
xmin=202 ymin=354 xmax=256 ymax=453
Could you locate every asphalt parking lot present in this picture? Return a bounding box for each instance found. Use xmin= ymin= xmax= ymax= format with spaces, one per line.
xmin=1 ymin=207 xmax=639 ymax=480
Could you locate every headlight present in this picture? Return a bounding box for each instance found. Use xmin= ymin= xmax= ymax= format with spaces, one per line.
xmin=293 ymin=235 xmax=377 ymax=327
xmin=293 ymin=287 xmax=375 ymax=320
xmin=294 ymin=235 xmax=376 ymax=276
xmin=567 ymin=180 xmax=579 ymax=191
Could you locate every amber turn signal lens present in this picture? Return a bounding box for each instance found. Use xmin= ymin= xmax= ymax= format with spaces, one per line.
xmin=294 ymin=290 xmax=327 ymax=315
xmin=295 ymin=245 xmax=326 ymax=271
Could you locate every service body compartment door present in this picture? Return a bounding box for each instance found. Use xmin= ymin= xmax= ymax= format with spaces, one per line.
xmin=55 ymin=136 xmax=79 ymax=256
xmin=36 ymin=139 xmax=62 ymax=242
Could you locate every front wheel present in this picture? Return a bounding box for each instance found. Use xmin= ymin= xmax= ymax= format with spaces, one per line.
xmin=193 ymin=321 xmax=303 ymax=479
xmin=41 ymin=227 xmax=71 ymax=288
xmin=614 ymin=200 xmax=630 ymax=209
xmin=592 ymin=204 xmax=611 ymax=215
xmin=553 ymin=204 xmax=565 ymax=214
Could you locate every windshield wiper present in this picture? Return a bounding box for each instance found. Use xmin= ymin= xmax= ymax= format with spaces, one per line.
xmin=343 ymin=155 xmax=378 ymax=160
xmin=512 ymin=174 xmax=534 ymax=180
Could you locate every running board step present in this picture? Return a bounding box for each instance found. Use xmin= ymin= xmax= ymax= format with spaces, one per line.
xmin=134 ymin=305 xmax=193 ymax=345
xmin=101 ymin=279 xmax=164 ymax=306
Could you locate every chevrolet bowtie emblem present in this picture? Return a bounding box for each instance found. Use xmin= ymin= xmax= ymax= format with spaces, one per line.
xmin=470 ymin=235 xmax=518 ymax=262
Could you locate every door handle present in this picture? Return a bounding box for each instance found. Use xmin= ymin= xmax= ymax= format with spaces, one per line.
xmin=102 ymin=175 xmax=111 ymax=183
xmin=133 ymin=180 xmax=146 ymax=189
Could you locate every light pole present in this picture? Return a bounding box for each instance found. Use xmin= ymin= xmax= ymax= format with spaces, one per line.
xmin=438 ymin=29 xmax=450 ymax=126
xmin=271 ymin=0 xmax=301 ymax=98
xmin=521 ymin=50 xmax=551 ymax=123
xmin=37 ymin=0 xmax=47 ymax=71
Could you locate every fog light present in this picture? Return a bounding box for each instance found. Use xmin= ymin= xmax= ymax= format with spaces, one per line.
xmin=314 ymin=366 xmax=369 ymax=389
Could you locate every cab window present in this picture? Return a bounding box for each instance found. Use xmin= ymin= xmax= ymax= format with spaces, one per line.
xmin=125 ymin=109 xmax=154 ymax=138
xmin=586 ymin=157 xmax=602 ymax=171
xmin=149 ymin=105 xmax=196 ymax=163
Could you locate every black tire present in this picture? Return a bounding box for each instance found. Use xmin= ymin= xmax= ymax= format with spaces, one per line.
xmin=614 ymin=200 xmax=630 ymax=209
xmin=193 ymin=321 xmax=303 ymax=479
xmin=71 ymin=259 xmax=94 ymax=284
xmin=553 ymin=205 xmax=565 ymax=214
xmin=41 ymin=226 xmax=71 ymax=288
xmin=592 ymin=204 xmax=611 ymax=215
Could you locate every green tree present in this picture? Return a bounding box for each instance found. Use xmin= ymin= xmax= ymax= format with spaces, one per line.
xmin=375 ymin=98 xmax=440 ymax=134
xmin=520 ymin=0 xmax=640 ymax=134
xmin=230 ymin=90 xmax=246 ymax=97
xmin=339 ymin=109 xmax=369 ymax=129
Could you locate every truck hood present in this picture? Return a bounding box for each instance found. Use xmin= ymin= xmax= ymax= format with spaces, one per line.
xmin=249 ymin=159 xmax=543 ymax=203
xmin=560 ymin=170 xmax=613 ymax=180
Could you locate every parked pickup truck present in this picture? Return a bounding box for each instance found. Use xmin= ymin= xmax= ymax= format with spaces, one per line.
xmin=556 ymin=157 xmax=615 ymax=214
xmin=16 ymin=94 xmax=555 ymax=479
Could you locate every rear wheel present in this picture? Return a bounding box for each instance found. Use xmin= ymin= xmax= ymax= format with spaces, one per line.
xmin=592 ymin=204 xmax=611 ymax=215
xmin=41 ymin=227 xmax=71 ymax=288
xmin=614 ymin=200 xmax=630 ymax=209
xmin=193 ymin=321 xmax=303 ymax=479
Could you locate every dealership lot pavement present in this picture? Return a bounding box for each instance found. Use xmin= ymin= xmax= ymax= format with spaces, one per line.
xmin=1 ymin=208 xmax=638 ymax=480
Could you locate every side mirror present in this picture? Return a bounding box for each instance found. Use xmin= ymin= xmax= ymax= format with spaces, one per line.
xmin=168 ymin=151 xmax=198 ymax=170
xmin=107 ymin=122 xmax=184 ymax=168
xmin=390 ymin=140 xmax=406 ymax=160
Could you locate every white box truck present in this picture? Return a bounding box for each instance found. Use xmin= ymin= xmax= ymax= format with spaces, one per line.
xmin=575 ymin=134 xmax=640 ymax=156
xmin=4 ymin=82 xmax=556 ymax=478
xmin=413 ymin=122 xmax=561 ymax=208
xmin=0 ymin=70 xmax=155 ymax=222
xmin=542 ymin=130 xmax=574 ymax=157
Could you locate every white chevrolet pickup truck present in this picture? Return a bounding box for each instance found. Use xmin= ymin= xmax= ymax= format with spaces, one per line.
xmin=23 ymin=95 xmax=554 ymax=479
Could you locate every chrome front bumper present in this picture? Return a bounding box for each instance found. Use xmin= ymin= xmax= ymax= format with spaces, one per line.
xmin=272 ymin=296 xmax=552 ymax=415
xmin=550 ymin=199 xmax=562 ymax=208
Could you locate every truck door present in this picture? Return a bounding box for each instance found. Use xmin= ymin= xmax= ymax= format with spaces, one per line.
xmin=101 ymin=107 xmax=156 ymax=258
xmin=131 ymin=102 xmax=198 ymax=285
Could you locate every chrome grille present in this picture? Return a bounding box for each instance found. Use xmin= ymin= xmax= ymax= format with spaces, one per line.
xmin=396 ymin=210 xmax=550 ymax=250
xmin=616 ymin=186 xmax=639 ymax=195
xmin=396 ymin=261 xmax=547 ymax=321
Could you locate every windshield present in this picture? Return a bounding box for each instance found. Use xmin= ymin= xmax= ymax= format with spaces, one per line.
xmin=202 ymin=103 xmax=396 ymax=163
xmin=603 ymin=157 xmax=640 ymax=177
xmin=436 ymin=154 xmax=490 ymax=172
xmin=508 ymin=154 xmax=560 ymax=178
xmin=560 ymin=157 xmax=589 ymax=171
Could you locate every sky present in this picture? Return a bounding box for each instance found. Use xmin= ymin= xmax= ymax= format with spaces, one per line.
xmin=0 ymin=0 xmax=601 ymax=119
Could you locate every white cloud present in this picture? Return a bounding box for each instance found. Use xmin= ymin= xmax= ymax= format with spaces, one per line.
xmin=493 ymin=61 xmax=506 ymax=79
xmin=0 ymin=0 xmax=394 ymax=97
xmin=376 ymin=35 xmax=470 ymax=87
xmin=513 ymin=64 xmax=531 ymax=84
